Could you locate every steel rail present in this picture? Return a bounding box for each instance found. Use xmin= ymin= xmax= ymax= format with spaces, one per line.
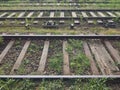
xmin=0 ymin=1 xmax=120 ymax=4
xmin=0 ymin=75 xmax=120 ymax=78
xmin=0 ymin=17 xmax=119 ymax=21
xmin=0 ymin=3 xmax=120 ymax=6
xmin=1 ymin=35 xmax=120 ymax=40
xmin=0 ymin=9 xmax=120 ymax=12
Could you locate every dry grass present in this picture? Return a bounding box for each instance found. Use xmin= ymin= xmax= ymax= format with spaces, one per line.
xmin=0 ymin=27 xmax=120 ymax=35
xmin=100 ymin=29 xmax=120 ymax=35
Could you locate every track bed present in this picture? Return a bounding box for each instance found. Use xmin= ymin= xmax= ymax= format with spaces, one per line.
xmin=0 ymin=35 xmax=120 ymax=75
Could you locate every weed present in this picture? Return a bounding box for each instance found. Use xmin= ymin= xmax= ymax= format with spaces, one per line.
xmin=66 ymin=78 xmax=110 ymax=90
xmin=111 ymin=41 xmax=120 ymax=64
xmin=113 ymin=17 xmax=119 ymax=23
xmin=0 ymin=62 xmax=11 ymax=75
xmin=17 ymin=66 xmax=26 ymax=75
xmin=25 ymin=18 xmax=29 ymax=24
xmin=0 ymin=79 xmax=16 ymax=90
xmin=93 ymin=20 xmax=97 ymax=25
xmin=66 ymin=39 xmax=83 ymax=53
xmin=0 ymin=78 xmax=111 ymax=90
xmin=83 ymin=78 xmax=110 ymax=90
xmin=0 ymin=36 xmax=3 ymax=45
xmin=15 ymin=40 xmax=20 ymax=45
xmin=67 ymin=39 xmax=90 ymax=74
xmin=38 ymin=79 xmax=64 ymax=90
xmin=28 ymin=43 xmax=39 ymax=53
xmin=14 ymin=41 xmax=22 ymax=51
xmin=49 ymin=54 xmax=62 ymax=74
xmin=0 ymin=79 xmax=36 ymax=90
xmin=80 ymin=15 xmax=83 ymax=23
xmin=112 ymin=42 xmax=120 ymax=49
xmin=23 ymin=59 xmax=30 ymax=65
xmin=47 ymin=40 xmax=62 ymax=74
xmin=71 ymin=53 xmax=90 ymax=74
xmin=0 ymin=67 xmax=5 ymax=75
xmin=17 ymin=79 xmax=35 ymax=90
xmin=16 ymin=59 xmax=30 ymax=74
xmin=31 ymin=43 xmax=39 ymax=49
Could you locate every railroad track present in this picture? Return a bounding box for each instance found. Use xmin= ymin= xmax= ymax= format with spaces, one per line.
xmin=0 ymin=9 xmax=119 ymax=27
xmin=0 ymin=35 xmax=120 ymax=76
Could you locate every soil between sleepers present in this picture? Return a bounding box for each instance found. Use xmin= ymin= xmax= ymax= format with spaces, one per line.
xmin=45 ymin=40 xmax=63 ymax=75
xmin=16 ymin=40 xmax=44 ymax=75
xmin=67 ymin=39 xmax=91 ymax=75
xmin=0 ymin=39 xmax=9 ymax=54
xmin=0 ymin=39 xmax=25 ymax=75
xmin=110 ymin=40 xmax=120 ymax=55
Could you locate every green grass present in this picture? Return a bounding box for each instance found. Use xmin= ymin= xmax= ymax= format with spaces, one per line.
xmin=38 ymin=78 xmax=110 ymax=90
xmin=0 ymin=3 xmax=119 ymax=10
xmin=28 ymin=43 xmax=40 ymax=53
xmin=0 ymin=79 xmax=35 ymax=90
xmin=67 ymin=39 xmax=90 ymax=75
xmin=47 ymin=40 xmax=63 ymax=75
xmin=111 ymin=41 xmax=120 ymax=65
xmin=0 ymin=78 xmax=112 ymax=90
xmin=49 ymin=53 xmax=63 ymax=74
xmin=113 ymin=42 xmax=120 ymax=48
xmin=0 ymin=36 xmax=3 ymax=45
xmin=38 ymin=79 xmax=64 ymax=90
xmin=0 ymin=6 xmax=75 ymax=10
xmin=14 ymin=40 xmax=22 ymax=49
xmin=17 ymin=65 xmax=26 ymax=74
xmin=83 ymin=79 xmax=110 ymax=90
xmin=0 ymin=62 xmax=11 ymax=75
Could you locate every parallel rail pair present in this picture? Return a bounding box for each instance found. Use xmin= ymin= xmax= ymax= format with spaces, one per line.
xmin=0 ymin=35 xmax=120 ymax=78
